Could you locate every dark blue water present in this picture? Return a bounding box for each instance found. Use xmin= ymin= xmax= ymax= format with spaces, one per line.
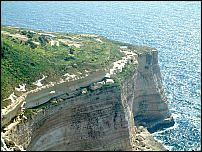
xmin=1 ymin=1 xmax=201 ymax=151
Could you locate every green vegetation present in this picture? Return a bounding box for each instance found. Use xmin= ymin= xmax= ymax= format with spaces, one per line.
xmin=101 ymin=82 xmax=120 ymax=90
xmin=23 ymin=109 xmax=37 ymax=118
xmin=1 ymin=25 xmax=153 ymax=108
xmin=116 ymin=63 xmax=134 ymax=80
xmin=23 ymin=102 xmax=51 ymax=118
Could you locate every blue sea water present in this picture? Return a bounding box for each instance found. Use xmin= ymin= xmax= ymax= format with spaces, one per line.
xmin=1 ymin=1 xmax=201 ymax=151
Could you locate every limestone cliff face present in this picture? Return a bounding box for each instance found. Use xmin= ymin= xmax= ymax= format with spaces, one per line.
xmin=131 ymin=50 xmax=174 ymax=133
xmin=2 ymin=49 xmax=174 ymax=151
xmin=7 ymin=87 xmax=133 ymax=151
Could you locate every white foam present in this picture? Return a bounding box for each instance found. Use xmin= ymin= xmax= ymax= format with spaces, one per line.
xmin=196 ymin=89 xmax=201 ymax=94
xmin=164 ymin=145 xmax=174 ymax=151
xmin=172 ymin=113 xmax=180 ymax=119
xmin=169 ymin=106 xmax=176 ymax=111
xmin=152 ymin=121 xmax=178 ymax=135
xmin=167 ymin=93 xmax=173 ymax=99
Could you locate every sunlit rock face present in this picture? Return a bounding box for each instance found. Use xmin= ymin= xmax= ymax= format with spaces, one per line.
xmin=12 ymin=87 xmax=132 ymax=151
xmin=132 ymin=50 xmax=174 ymax=133
xmin=4 ymin=50 xmax=174 ymax=151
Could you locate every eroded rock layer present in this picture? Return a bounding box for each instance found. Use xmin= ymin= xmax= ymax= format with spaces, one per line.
xmin=132 ymin=50 xmax=174 ymax=133
xmin=8 ymin=87 xmax=133 ymax=151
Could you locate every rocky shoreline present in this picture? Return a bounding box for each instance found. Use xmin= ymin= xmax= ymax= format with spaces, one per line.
xmin=2 ymin=126 xmax=168 ymax=151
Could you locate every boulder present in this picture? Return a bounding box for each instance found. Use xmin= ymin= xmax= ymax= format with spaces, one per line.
xmin=139 ymin=141 xmax=145 ymax=147
xmin=57 ymin=98 xmax=63 ymax=102
xmin=137 ymin=135 xmax=144 ymax=141
xmin=82 ymin=88 xmax=87 ymax=94
xmin=90 ymin=81 xmax=105 ymax=90
xmin=105 ymin=79 xmax=114 ymax=85
xmin=51 ymin=100 xmax=57 ymax=104
xmin=138 ymin=126 xmax=144 ymax=132
xmin=105 ymin=73 xmax=110 ymax=78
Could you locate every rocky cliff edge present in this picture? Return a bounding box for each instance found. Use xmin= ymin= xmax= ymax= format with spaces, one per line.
xmin=1 ymin=44 xmax=174 ymax=151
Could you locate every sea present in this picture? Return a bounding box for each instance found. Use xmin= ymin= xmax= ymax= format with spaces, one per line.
xmin=1 ymin=1 xmax=201 ymax=151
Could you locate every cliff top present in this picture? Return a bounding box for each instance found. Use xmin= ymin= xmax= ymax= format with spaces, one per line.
xmin=1 ymin=24 xmax=155 ymax=108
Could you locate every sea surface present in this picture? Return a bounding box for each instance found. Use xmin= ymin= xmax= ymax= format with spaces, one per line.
xmin=1 ymin=1 xmax=201 ymax=151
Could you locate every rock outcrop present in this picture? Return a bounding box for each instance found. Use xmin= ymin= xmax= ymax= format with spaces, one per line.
xmin=1 ymin=49 xmax=174 ymax=151
xmin=131 ymin=50 xmax=174 ymax=133
xmin=4 ymin=87 xmax=133 ymax=151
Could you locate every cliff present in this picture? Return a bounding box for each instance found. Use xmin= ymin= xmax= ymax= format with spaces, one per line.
xmin=1 ymin=25 xmax=174 ymax=151
xmin=131 ymin=51 xmax=174 ymax=133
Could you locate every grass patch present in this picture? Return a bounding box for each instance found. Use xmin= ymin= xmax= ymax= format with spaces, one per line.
xmin=101 ymin=82 xmax=120 ymax=90
xmin=116 ymin=64 xmax=134 ymax=80
xmin=23 ymin=109 xmax=38 ymax=118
